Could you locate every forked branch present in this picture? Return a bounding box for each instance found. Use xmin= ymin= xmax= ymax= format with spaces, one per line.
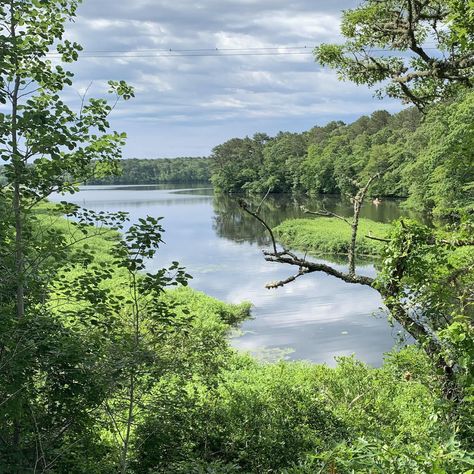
xmin=302 ymin=173 xmax=381 ymax=276
xmin=238 ymin=174 xmax=381 ymax=290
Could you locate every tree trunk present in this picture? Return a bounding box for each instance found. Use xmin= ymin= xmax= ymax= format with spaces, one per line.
xmin=10 ymin=2 xmax=24 ymax=321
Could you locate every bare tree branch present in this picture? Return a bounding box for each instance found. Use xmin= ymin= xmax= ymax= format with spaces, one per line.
xmin=265 ymin=267 xmax=309 ymax=289
xmin=366 ymin=234 xmax=391 ymax=243
xmin=301 ymin=205 xmax=351 ymax=226
xmin=263 ymin=250 xmax=375 ymax=287
xmin=256 ymin=186 xmax=272 ymax=214
xmin=238 ymin=198 xmax=279 ymax=255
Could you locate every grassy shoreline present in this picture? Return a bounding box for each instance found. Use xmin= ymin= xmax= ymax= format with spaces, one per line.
xmin=274 ymin=217 xmax=391 ymax=258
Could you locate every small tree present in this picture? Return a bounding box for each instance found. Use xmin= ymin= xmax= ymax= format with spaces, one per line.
xmin=0 ymin=0 xmax=135 ymax=469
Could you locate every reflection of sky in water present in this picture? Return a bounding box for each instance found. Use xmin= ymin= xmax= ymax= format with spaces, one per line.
xmin=50 ymin=185 xmax=408 ymax=367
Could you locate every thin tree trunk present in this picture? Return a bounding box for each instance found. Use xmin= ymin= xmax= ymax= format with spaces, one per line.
xmin=13 ymin=179 xmax=24 ymax=320
xmin=348 ymin=199 xmax=360 ymax=276
xmin=348 ymin=174 xmax=379 ymax=276
xmin=119 ymin=273 xmax=140 ymax=474
xmin=9 ymin=1 xmax=25 ymax=466
xmin=10 ymin=1 xmax=24 ymax=321
xmin=119 ymin=374 xmax=135 ymax=474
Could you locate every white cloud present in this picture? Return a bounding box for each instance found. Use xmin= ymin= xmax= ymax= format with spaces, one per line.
xmin=53 ymin=0 xmax=404 ymax=156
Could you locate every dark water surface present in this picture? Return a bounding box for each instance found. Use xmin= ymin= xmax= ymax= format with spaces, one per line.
xmin=51 ymin=185 xmax=414 ymax=366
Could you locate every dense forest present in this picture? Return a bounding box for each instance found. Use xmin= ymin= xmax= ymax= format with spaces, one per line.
xmin=86 ymin=157 xmax=211 ymax=185
xmin=0 ymin=1 xmax=473 ymax=473
xmin=210 ymin=97 xmax=474 ymax=218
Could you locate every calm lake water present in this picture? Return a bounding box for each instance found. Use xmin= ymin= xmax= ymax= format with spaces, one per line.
xmin=51 ymin=184 xmax=415 ymax=366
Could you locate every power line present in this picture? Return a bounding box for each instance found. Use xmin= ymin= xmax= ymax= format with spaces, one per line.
xmin=60 ymin=46 xmax=312 ymax=53
xmin=45 ymin=45 xmax=315 ymax=59
xmin=44 ymin=44 xmax=440 ymax=60
xmin=49 ymin=51 xmax=314 ymax=58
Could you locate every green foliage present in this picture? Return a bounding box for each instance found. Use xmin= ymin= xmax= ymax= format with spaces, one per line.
xmin=376 ymin=219 xmax=474 ymax=440
xmin=259 ymin=132 xmax=307 ymax=192
xmin=289 ymin=435 xmax=474 ymax=473
xmin=2 ymin=201 xmax=472 ymax=474
xmin=133 ymin=348 xmax=471 ymax=473
xmin=0 ymin=0 xmax=135 ymax=470
xmin=314 ymin=0 xmax=474 ymax=109
xmin=209 ymin=92 xmax=472 ymax=217
xmin=448 ymin=0 xmax=474 ymax=51
xmin=307 ymin=2 xmax=474 ymax=452
xmin=134 ymin=362 xmax=342 ymax=472
xmin=274 ymin=217 xmax=390 ymax=256
xmin=377 ymin=219 xmax=474 ymax=331
xmin=0 ymin=1 xmax=472 ymax=473
xmin=403 ymin=91 xmax=474 ymax=217
xmin=87 ymin=157 xmax=212 ymax=185
xmin=210 ymin=107 xmax=410 ymax=197
xmin=210 ymin=134 xmax=270 ymax=193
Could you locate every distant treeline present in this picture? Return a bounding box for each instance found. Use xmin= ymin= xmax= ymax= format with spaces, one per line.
xmin=87 ymin=157 xmax=212 ymax=185
xmin=210 ymin=92 xmax=474 ymax=217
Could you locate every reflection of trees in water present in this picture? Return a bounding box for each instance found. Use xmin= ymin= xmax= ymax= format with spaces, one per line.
xmin=212 ymin=194 xmax=304 ymax=246
xmin=212 ymin=193 xmax=420 ymax=247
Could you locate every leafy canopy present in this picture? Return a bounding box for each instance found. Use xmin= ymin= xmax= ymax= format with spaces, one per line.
xmin=315 ymin=0 xmax=474 ymax=109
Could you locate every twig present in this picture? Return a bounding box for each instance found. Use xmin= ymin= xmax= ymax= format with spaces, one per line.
xmin=265 ymin=267 xmax=309 ymax=289
xmin=256 ymin=186 xmax=272 ymax=214
xmin=239 ymin=198 xmax=279 ymax=255
xmin=365 ymin=234 xmax=390 ymax=243
xmin=301 ymin=205 xmax=351 ymax=226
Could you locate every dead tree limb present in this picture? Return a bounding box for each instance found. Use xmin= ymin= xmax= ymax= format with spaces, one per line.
xmin=265 ymin=267 xmax=309 ymax=289
xmin=301 ymin=205 xmax=351 ymax=226
xmin=262 ymin=250 xmax=375 ymax=287
xmin=348 ymin=173 xmax=381 ymax=276
xmin=302 ymin=173 xmax=381 ymax=276
xmin=238 ymin=198 xmax=279 ymax=255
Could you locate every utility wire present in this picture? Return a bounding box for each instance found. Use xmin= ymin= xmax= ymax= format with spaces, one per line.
xmin=59 ymin=46 xmax=312 ymax=53
xmin=45 ymin=46 xmax=314 ymax=58
xmin=44 ymin=44 xmax=440 ymax=59
xmin=48 ymin=52 xmax=314 ymax=58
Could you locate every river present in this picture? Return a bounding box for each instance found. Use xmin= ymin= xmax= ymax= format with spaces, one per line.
xmin=51 ymin=184 xmax=416 ymax=366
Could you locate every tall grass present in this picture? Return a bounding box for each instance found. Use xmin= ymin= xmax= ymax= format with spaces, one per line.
xmin=274 ymin=217 xmax=391 ymax=257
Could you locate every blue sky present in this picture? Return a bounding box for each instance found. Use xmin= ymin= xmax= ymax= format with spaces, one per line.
xmin=62 ymin=0 xmax=403 ymax=157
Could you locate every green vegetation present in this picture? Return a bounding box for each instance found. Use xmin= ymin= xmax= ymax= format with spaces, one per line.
xmin=0 ymin=0 xmax=473 ymax=473
xmin=274 ymin=218 xmax=390 ymax=256
xmin=86 ymin=157 xmax=211 ymax=185
xmin=210 ymin=94 xmax=474 ymax=218
xmin=133 ymin=347 xmax=469 ymax=474
xmin=315 ymin=0 xmax=473 ymax=110
xmin=12 ymin=206 xmax=471 ymax=473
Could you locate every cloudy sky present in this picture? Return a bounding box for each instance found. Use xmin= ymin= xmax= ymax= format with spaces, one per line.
xmin=62 ymin=0 xmax=403 ymax=158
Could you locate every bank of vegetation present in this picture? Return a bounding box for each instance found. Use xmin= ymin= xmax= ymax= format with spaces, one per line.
xmin=274 ymin=218 xmax=391 ymax=257
xmin=0 ymin=0 xmax=473 ymax=473
xmin=7 ymin=206 xmax=472 ymax=473
xmin=210 ymin=93 xmax=474 ymax=219
xmin=86 ymin=157 xmax=211 ymax=185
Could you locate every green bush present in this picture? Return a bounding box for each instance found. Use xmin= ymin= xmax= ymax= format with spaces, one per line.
xmin=132 ymin=347 xmax=469 ymax=473
xmin=134 ymin=361 xmax=346 ymax=473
